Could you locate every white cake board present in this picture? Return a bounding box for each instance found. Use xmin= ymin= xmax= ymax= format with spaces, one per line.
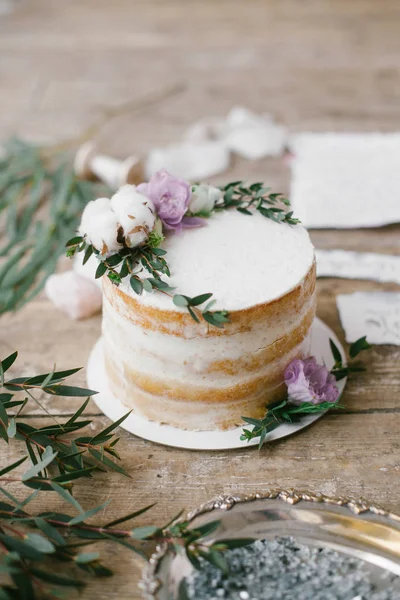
xmin=87 ymin=317 xmax=346 ymax=451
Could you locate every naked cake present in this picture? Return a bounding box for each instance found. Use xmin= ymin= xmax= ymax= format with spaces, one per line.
xmin=75 ymin=171 xmax=316 ymax=431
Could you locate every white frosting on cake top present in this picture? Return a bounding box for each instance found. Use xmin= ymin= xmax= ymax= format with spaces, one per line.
xmin=121 ymin=209 xmax=314 ymax=311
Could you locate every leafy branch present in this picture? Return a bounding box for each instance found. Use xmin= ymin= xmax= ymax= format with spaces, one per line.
xmin=0 ymin=138 xmax=109 ymax=316
xmin=67 ymin=237 xmax=230 ymax=329
xmin=329 ymin=335 xmax=371 ymax=381
xmin=0 ymin=351 xmax=130 ymax=481
xmin=0 ymin=484 xmax=252 ymax=598
xmin=216 ymin=181 xmax=300 ymax=225
xmin=240 ymin=336 xmax=371 ymax=448
xmin=0 ymin=352 xmax=253 ymax=597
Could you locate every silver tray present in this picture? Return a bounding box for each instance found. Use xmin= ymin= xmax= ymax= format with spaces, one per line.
xmin=141 ymin=490 xmax=400 ymax=599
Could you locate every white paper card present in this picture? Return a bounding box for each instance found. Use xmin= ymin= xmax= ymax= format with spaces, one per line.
xmin=290 ymin=133 xmax=400 ymax=228
xmin=316 ymin=249 xmax=400 ymax=284
xmin=337 ymin=292 xmax=400 ymax=345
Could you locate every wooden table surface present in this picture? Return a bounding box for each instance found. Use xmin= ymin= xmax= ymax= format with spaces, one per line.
xmin=1 ymin=1 xmax=400 ymax=598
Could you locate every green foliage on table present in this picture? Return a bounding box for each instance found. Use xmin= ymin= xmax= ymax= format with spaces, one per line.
xmin=0 ymin=138 xmax=108 ymax=316
xmin=0 ymin=351 xmax=253 ymax=598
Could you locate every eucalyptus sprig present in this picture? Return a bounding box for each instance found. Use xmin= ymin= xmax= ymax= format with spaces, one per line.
xmin=241 ymin=336 xmax=371 ymax=448
xmin=216 ymin=181 xmax=300 ymax=225
xmin=66 ymin=237 xmax=230 ymax=329
xmin=0 ymin=483 xmax=253 ymax=598
xmin=0 ymin=138 xmax=109 ymax=316
xmin=329 ymin=335 xmax=371 ymax=381
xmin=0 ymin=351 xmax=130 ymax=481
xmin=0 ymin=351 xmax=253 ymax=597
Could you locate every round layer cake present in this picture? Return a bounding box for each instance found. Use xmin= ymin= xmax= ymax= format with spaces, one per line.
xmin=102 ymin=209 xmax=316 ymax=430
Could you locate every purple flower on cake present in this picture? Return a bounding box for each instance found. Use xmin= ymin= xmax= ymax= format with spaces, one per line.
xmin=284 ymin=357 xmax=339 ymax=405
xmin=138 ymin=169 xmax=204 ymax=231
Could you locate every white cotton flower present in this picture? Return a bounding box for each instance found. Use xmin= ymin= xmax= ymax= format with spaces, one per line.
xmin=85 ymin=210 xmax=121 ymax=255
xmin=78 ymin=197 xmax=122 ymax=255
xmin=110 ymin=185 xmax=156 ymax=248
xmin=189 ymin=184 xmax=222 ymax=214
xmin=79 ymin=197 xmax=111 ymax=234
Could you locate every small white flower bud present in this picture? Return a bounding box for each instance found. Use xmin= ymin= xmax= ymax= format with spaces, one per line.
xmin=189 ymin=184 xmax=222 ymax=214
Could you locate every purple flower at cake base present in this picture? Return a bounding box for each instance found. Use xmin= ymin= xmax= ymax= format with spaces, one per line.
xmin=137 ymin=169 xmax=204 ymax=232
xmin=284 ymin=357 xmax=339 ymax=405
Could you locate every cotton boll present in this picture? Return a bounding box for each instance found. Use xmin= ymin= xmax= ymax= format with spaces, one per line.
xmin=85 ymin=209 xmax=121 ymax=255
xmin=79 ymin=197 xmax=111 ymax=233
xmin=111 ymin=185 xmax=156 ymax=248
xmin=189 ymin=184 xmax=222 ymax=214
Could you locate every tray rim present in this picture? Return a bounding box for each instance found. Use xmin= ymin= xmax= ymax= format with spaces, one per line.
xmin=140 ymin=489 xmax=400 ymax=599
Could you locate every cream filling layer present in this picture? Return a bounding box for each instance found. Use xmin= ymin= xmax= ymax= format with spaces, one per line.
xmin=103 ymin=293 xmax=315 ymax=381
xmin=102 ymin=294 xmax=314 ymax=389
xmin=106 ymin=334 xmax=311 ymax=430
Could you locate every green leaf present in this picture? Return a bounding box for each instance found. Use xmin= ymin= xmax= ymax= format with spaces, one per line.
xmin=89 ymin=411 xmax=131 ymax=444
xmin=0 ymin=398 xmax=9 ymax=431
xmin=349 ymin=336 xmax=371 ymax=359
xmin=189 ymin=293 xmax=213 ymax=307
xmin=66 ymin=236 xmax=83 ymax=247
xmin=10 ymin=570 xmax=35 ymax=599
xmin=68 ymin=500 xmax=110 ymax=525
xmin=242 ymin=417 xmax=263 ymax=427
xmin=202 ymin=549 xmax=229 ymax=573
xmin=331 ymin=368 xmax=349 ymax=381
xmin=105 ymin=253 xmax=122 ymax=267
xmin=50 ymin=482 xmax=84 ymax=514
xmin=193 ymin=520 xmax=221 ymax=538
xmin=88 ymin=448 xmax=129 ymax=477
xmin=82 ymin=244 xmax=94 ymax=265
xmin=95 ymin=262 xmax=107 ymax=279
xmin=22 ymin=446 xmax=57 ymax=481
xmin=202 ymin=312 xmax=224 ymax=328
xmin=13 ymin=490 xmax=39 ymax=511
xmin=30 ymin=567 xmax=85 ymax=587
xmin=75 ymin=552 xmax=101 ymax=564
xmin=52 ymin=466 xmax=97 ymax=483
xmin=152 ymin=247 xmax=167 ymax=256
xmin=44 ymin=384 xmax=97 ymax=397
xmin=178 ymin=580 xmax=190 ymax=600
xmin=0 ymin=533 xmax=43 ymax=561
xmin=258 ymin=427 xmax=267 ymax=449
xmin=65 ymin=398 xmax=91 ymax=425
xmin=186 ymin=549 xmax=202 ymax=570
xmin=147 ymin=277 xmax=175 ymax=293
xmin=1 ymin=351 xmax=18 ymax=375
xmin=188 ymin=306 xmax=200 ymax=323
xmin=0 ymin=456 xmax=27 ymax=477
xmin=34 ymin=517 xmax=66 ymax=546
xmin=25 ymin=532 xmax=55 ymax=554
xmin=173 ymin=294 xmax=189 ymax=307
xmin=329 ymin=338 xmax=343 ymax=366
xmin=131 ymin=525 xmax=160 ymax=540
xmin=105 ymin=503 xmax=156 ymax=528
xmin=203 ymin=299 xmax=217 ymax=312
xmin=130 ymin=276 xmax=143 ymax=295
xmin=142 ymin=278 xmax=153 ymax=293
xmin=7 ymin=418 xmax=16 ymax=438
